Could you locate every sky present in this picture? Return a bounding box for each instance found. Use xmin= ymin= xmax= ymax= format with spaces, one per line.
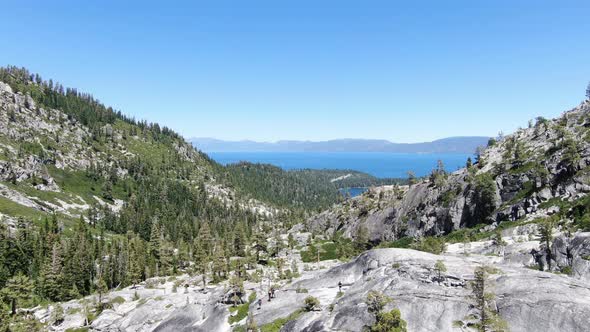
xmin=1 ymin=1 xmax=589 ymax=143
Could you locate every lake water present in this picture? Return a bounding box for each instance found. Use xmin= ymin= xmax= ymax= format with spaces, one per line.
xmin=208 ymin=151 xmax=472 ymax=178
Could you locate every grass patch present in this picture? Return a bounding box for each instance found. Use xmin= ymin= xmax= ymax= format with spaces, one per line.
xmin=110 ymin=296 xmax=125 ymax=305
xmin=65 ymin=328 xmax=89 ymax=332
xmin=260 ymin=309 xmax=305 ymax=332
xmin=0 ymin=196 xmax=47 ymax=222
xmin=228 ymin=302 xmax=250 ymax=324
xmin=48 ymin=166 xmax=130 ymax=202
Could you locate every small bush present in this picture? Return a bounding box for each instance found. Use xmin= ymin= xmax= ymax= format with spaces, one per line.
xmin=110 ymin=296 xmax=125 ymax=305
xmin=366 ymin=291 xmax=391 ymax=314
xmin=304 ymin=296 xmax=320 ymax=311
xmin=145 ymin=279 xmax=158 ymax=289
xmin=295 ymin=287 xmax=308 ymax=293
xmin=411 ymin=237 xmax=446 ymax=254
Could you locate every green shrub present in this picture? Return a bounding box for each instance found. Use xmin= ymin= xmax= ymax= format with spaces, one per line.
xmin=381 ymin=237 xmax=414 ymax=249
xmin=472 ymin=173 xmax=497 ymax=224
xmin=411 ymin=237 xmax=446 ymax=254
xmin=228 ymin=303 xmax=250 ymax=324
xmin=304 ymin=296 xmax=320 ymax=311
xmin=366 ymin=291 xmax=391 ymax=314
xmin=370 ymin=308 xmax=407 ymax=332
xmin=260 ymin=310 xmax=304 ymax=332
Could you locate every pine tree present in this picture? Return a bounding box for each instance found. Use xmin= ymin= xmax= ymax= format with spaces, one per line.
xmin=40 ymin=242 xmax=65 ymax=301
xmin=287 ymin=233 xmax=296 ymax=250
xmin=0 ymin=273 xmax=34 ymax=315
xmin=192 ymin=239 xmax=208 ymax=287
xmin=148 ymin=221 xmax=162 ymax=276
xmin=197 ymin=222 xmax=214 ymax=256
xmin=97 ymin=277 xmax=108 ymax=309
xmin=354 ymin=225 xmax=369 ymax=252
xmin=251 ymin=230 xmax=267 ymax=263
xmin=212 ymin=243 xmax=227 ymax=282
xmin=539 ymin=217 xmax=555 ymax=270
xmin=469 ymin=266 xmax=508 ymax=332
xmin=233 ymin=222 xmax=247 ymax=257
xmin=159 ymin=240 xmax=174 ymax=276
xmin=434 ymin=260 xmax=447 ymax=283
xmin=127 ymin=233 xmax=145 ymax=285
xmin=272 ymin=232 xmax=284 ymax=257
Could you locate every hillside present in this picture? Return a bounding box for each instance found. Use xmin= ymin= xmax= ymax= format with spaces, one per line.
xmin=220 ymin=163 xmax=403 ymax=211
xmin=306 ymin=98 xmax=590 ymax=270
xmin=191 ymin=136 xmax=489 ymax=153
xmin=0 ymin=66 xmax=367 ymax=330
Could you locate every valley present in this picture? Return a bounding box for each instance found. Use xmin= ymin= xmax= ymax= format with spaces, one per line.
xmin=1 ymin=67 xmax=590 ymax=332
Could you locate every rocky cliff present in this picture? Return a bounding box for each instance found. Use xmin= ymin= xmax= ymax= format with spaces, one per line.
xmin=307 ymin=99 xmax=590 ymax=243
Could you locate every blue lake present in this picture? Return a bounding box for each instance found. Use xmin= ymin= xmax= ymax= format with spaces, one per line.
xmin=208 ymin=152 xmax=473 ymax=178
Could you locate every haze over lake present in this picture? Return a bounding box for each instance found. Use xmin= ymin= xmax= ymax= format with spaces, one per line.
xmin=208 ymin=152 xmax=473 ymax=178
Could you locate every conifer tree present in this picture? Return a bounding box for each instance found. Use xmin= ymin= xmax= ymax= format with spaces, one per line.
xmin=434 ymin=260 xmax=447 ymax=283
xmin=40 ymin=242 xmax=65 ymax=301
xmin=127 ymin=234 xmax=145 ymax=285
xmin=355 ymin=225 xmax=369 ymax=252
xmin=192 ymin=239 xmax=208 ymax=288
xmin=0 ymin=273 xmax=33 ymax=315
xmin=212 ymin=243 xmax=227 ymax=282
xmin=469 ymin=266 xmax=508 ymax=332
xmin=148 ymin=221 xmax=162 ymax=276
xmin=97 ymin=277 xmax=108 ymax=309
xmin=197 ymin=222 xmax=214 ymax=256
xmin=539 ymin=217 xmax=555 ymax=269
xmin=287 ymin=233 xmax=296 ymax=250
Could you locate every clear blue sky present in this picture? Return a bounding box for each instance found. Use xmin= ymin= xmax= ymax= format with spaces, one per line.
xmin=1 ymin=1 xmax=589 ymax=142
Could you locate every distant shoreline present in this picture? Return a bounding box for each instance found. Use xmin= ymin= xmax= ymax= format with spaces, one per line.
xmin=208 ymin=151 xmax=473 ymax=179
xmin=192 ymin=136 xmax=488 ymax=154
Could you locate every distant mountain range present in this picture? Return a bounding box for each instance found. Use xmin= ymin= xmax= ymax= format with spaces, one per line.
xmin=191 ymin=136 xmax=489 ymax=154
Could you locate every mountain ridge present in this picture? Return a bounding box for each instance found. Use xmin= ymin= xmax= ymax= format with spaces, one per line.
xmin=191 ymin=136 xmax=489 ymax=153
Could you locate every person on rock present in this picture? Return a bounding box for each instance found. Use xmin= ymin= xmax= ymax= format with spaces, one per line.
xmin=338 ymin=281 xmax=342 ymax=292
xmin=258 ymin=298 xmax=262 ymax=309
xmin=268 ymin=289 xmax=272 ymax=302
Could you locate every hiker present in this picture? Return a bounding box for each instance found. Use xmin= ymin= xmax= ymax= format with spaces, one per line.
xmin=258 ymin=298 xmax=262 ymax=309
xmin=271 ymin=287 xmax=276 ymax=298
xmin=268 ymin=289 xmax=272 ymax=302
xmin=338 ymin=281 xmax=342 ymax=292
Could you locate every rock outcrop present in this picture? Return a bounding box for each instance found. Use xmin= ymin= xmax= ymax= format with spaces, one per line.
xmin=261 ymin=249 xmax=590 ymax=332
xmin=307 ymin=100 xmax=590 ymax=244
xmin=531 ymin=232 xmax=590 ymax=279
